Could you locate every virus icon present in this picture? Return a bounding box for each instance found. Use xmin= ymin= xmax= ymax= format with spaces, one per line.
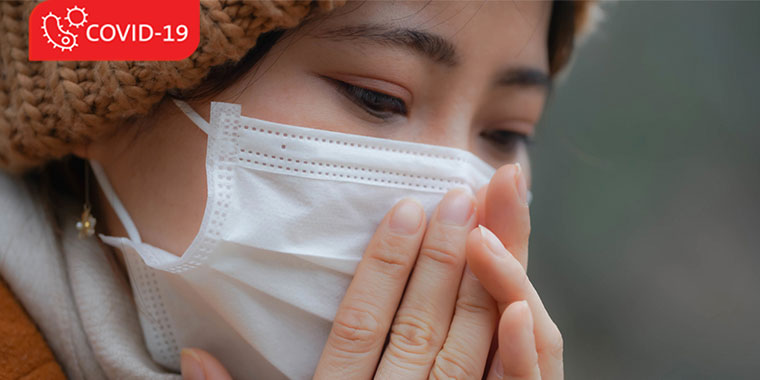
xmin=41 ymin=12 xmax=78 ymax=52
xmin=66 ymin=5 xmax=88 ymax=28
xmin=40 ymin=5 xmax=89 ymax=53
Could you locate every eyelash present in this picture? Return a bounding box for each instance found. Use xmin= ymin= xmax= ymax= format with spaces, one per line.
xmin=331 ymin=79 xmax=408 ymax=119
xmin=327 ymin=77 xmax=530 ymax=152
xmin=480 ymin=130 xmax=531 ymax=152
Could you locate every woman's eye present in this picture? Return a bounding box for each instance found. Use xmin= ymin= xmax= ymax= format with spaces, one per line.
xmin=331 ymin=79 xmax=408 ymax=119
xmin=480 ymin=129 xmax=530 ymax=152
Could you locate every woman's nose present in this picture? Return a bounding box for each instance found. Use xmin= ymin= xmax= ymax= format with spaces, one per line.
xmin=417 ymin=122 xmax=473 ymax=152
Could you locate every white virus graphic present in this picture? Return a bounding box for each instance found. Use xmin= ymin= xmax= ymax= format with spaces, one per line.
xmin=66 ymin=6 xmax=88 ymax=28
xmin=40 ymin=6 xmax=88 ymax=52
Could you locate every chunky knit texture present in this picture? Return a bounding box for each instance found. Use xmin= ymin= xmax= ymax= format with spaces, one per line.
xmin=0 ymin=0 xmax=598 ymax=173
xmin=0 ymin=0 xmax=344 ymax=173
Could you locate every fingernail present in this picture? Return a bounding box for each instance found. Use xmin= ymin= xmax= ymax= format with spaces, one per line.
xmin=493 ymin=357 xmax=504 ymax=378
xmin=514 ymin=163 xmax=528 ymax=206
xmin=437 ymin=189 xmax=474 ymax=226
xmin=516 ymin=300 xmax=532 ymax=330
xmin=181 ymin=349 xmax=205 ymax=380
xmin=478 ymin=225 xmax=506 ymax=257
xmin=515 ymin=299 xmax=530 ymax=314
xmin=389 ymin=198 xmax=424 ymax=235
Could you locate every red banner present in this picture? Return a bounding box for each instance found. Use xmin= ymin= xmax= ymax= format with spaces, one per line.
xmin=29 ymin=0 xmax=199 ymax=61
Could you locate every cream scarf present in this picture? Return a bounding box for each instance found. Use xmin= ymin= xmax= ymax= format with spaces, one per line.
xmin=0 ymin=172 xmax=180 ymax=380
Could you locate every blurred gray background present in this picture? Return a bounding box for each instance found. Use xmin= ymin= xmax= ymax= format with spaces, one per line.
xmin=530 ymin=1 xmax=760 ymax=379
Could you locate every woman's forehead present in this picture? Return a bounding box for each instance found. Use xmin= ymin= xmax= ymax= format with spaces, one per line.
xmin=317 ymin=1 xmax=550 ymax=30
xmin=307 ymin=1 xmax=551 ymax=72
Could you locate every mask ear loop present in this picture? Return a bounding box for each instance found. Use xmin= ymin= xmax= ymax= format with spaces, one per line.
xmin=90 ymin=160 xmax=143 ymax=244
xmin=87 ymin=99 xmax=209 ymax=244
xmin=171 ymin=98 xmax=211 ymax=135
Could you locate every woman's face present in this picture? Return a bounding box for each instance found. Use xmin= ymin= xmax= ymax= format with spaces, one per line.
xmin=88 ymin=1 xmax=552 ymax=255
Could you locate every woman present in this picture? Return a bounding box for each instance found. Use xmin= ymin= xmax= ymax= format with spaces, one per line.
xmin=0 ymin=0 xmax=599 ymax=379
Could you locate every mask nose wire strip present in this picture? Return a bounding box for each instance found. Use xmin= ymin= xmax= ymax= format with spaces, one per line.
xmin=89 ymin=160 xmax=143 ymax=244
xmin=172 ymin=98 xmax=211 ymax=135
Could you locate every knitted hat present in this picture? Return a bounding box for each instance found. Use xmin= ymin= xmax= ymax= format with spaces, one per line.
xmin=0 ymin=0 xmax=599 ymax=173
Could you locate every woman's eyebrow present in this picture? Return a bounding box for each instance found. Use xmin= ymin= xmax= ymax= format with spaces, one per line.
xmin=316 ymin=23 xmax=460 ymax=66
xmin=316 ymin=23 xmax=551 ymax=92
xmin=495 ymin=67 xmax=552 ymax=92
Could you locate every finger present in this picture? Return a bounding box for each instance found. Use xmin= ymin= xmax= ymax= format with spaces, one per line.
xmin=180 ymin=348 xmax=232 ymax=380
xmin=467 ymin=226 xmax=564 ymax=379
xmin=428 ymin=265 xmax=498 ymax=380
xmin=376 ymin=188 xmax=477 ymax=378
xmin=476 ymin=185 xmax=488 ymax=225
xmin=483 ymin=164 xmax=530 ymax=269
xmin=485 ymin=301 xmax=540 ymax=380
xmin=315 ymin=198 xmax=427 ymax=379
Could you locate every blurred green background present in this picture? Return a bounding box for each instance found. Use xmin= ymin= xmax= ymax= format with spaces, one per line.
xmin=530 ymin=1 xmax=760 ymax=379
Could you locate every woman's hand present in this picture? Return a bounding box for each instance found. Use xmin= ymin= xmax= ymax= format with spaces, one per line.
xmin=181 ymin=164 xmax=563 ymax=380
xmin=472 ymin=164 xmax=564 ymax=379
xmin=314 ymin=184 xmax=495 ymax=379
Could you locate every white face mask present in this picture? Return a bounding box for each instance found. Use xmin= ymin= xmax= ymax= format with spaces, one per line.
xmin=91 ymin=99 xmax=500 ymax=379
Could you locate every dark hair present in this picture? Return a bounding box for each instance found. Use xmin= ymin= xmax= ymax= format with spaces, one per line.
xmin=548 ymin=1 xmax=577 ymax=75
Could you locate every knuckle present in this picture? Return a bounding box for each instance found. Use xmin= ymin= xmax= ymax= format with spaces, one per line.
xmin=368 ymin=234 xmax=416 ymax=276
xmin=419 ymin=244 xmax=462 ymax=268
xmin=329 ymin=305 xmax=385 ymax=355
xmin=389 ymin=312 xmax=440 ymax=355
xmin=430 ymin=348 xmax=476 ymax=380
xmin=454 ymin=293 xmax=495 ymax=317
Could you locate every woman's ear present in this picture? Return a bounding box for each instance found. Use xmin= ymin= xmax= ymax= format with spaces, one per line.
xmin=71 ymin=144 xmax=90 ymax=159
xmin=68 ymin=124 xmax=131 ymax=165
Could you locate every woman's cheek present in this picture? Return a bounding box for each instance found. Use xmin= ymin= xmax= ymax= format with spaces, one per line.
xmin=234 ymin=69 xmax=331 ymax=125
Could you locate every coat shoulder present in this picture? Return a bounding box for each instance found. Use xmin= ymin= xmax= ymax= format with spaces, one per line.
xmin=0 ymin=276 xmax=66 ymax=380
